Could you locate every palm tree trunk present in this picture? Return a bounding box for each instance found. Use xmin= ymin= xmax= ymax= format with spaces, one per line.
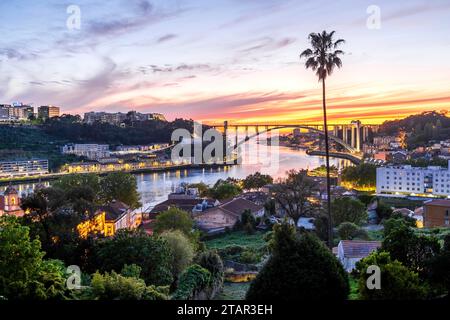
xmin=322 ymin=79 xmax=333 ymax=249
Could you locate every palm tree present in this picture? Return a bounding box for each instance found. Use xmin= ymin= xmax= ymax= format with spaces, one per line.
xmin=300 ymin=30 xmax=344 ymax=248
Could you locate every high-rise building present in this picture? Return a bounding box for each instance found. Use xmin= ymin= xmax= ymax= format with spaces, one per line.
xmin=61 ymin=144 xmax=110 ymax=160
xmin=38 ymin=105 xmax=60 ymax=119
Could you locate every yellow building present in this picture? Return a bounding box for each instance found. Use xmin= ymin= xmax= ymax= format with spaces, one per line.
xmin=77 ymin=200 xmax=141 ymax=238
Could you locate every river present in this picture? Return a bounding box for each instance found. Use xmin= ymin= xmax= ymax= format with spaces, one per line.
xmin=2 ymin=145 xmax=350 ymax=210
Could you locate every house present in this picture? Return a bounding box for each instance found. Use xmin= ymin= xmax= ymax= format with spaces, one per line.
xmin=141 ymin=197 xmax=219 ymax=235
xmin=77 ymin=200 xmax=140 ymax=238
xmin=423 ymin=199 xmax=450 ymax=228
xmin=336 ymin=240 xmax=381 ymax=272
xmin=0 ymin=186 xmax=25 ymax=217
xmin=194 ymin=197 xmax=264 ymax=233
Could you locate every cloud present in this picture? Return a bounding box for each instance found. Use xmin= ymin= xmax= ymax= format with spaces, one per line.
xmin=238 ymin=37 xmax=296 ymax=54
xmin=157 ymin=33 xmax=178 ymax=43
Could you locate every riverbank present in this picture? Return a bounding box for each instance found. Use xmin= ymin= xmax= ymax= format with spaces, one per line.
xmin=0 ymin=162 xmax=235 ymax=186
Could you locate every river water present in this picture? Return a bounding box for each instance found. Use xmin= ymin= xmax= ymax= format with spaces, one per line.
xmin=3 ymin=145 xmax=350 ymax=210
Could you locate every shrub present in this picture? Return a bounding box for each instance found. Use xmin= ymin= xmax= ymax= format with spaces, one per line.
xmin=172 ymin=265 xmax=212 ymax=300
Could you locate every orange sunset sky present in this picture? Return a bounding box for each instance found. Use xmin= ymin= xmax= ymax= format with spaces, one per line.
xmin=1 ymin=0 xmax=450 ymax=124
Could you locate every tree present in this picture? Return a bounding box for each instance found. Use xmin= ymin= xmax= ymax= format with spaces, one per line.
xmin=337 ymin=222 xmax=368 ymax=240
xmin=427 ymin=235 xmax=450 ymax=295
xmin=382 ymin=219 xmax=440 ymax=274
xmin=207 ymin=180 xmax=242 ymax=200
xmin=160 ymin=230 xmax=195 ymax=278
xmin=341 ymin=163 xmax=377 ymax=190
xmin=272 ymin=170 xmax=317 ymax=227
xmin=376 ymin=201 xmax=394 ymax=223
xmin=331 ymin=197 xmax=367 ymax=226
xmin=356 ymin=251 xmax=427 ymax=300
xmin=0 ymin=216 xmax=67 ymax=300
xmin=300 ymin=30 xmax=345 ymax=248
xmin=153 ymin=207 xmax=194 ymax=236
xmin=100 ymin=172 xmax=141 ymax=209
xmin=243 ymin=172 xmax=273 ymax=190
xmin=246 ymin=223 xmax=349 ymax=300
xmin=91 ymin=230 xmax=173 ymax=286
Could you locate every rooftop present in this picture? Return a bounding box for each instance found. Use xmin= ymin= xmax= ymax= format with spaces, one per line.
xmin=339 ymin=240 xmax=381 ymax=258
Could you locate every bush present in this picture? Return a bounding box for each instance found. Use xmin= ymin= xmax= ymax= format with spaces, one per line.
xmin=90 ymin=271 xmax=168 ymax=300
xmin=172 ymin=265 xmax=212 ymax=300
xmin=91 ymin=230 xmax=173 ymax=286
xmin=246 ymin=224 xmax=349 ymax=300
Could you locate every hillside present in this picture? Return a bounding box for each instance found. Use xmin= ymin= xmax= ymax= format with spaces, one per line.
xmin=379 ymin=111 xmax=450 ymax=148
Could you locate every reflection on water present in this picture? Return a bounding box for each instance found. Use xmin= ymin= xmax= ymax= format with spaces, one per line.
xmin=135 ymin=146 xmax=350 ymax=209
xmin=3 ymin=146 xmax=350 ymax=210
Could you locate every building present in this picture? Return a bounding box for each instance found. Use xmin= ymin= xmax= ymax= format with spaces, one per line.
xmin=423 ymin=199 xmax=450 ymax=228
xmin=376 ymin=160 xmax=450 ymax=197
xmin=38 ymin=105 xmax=60 ymax=119
xmin=193 ymin=197 xmax=264 ymax=233
xmin=0 ymin=159 xmax=49 ymax=178
xmin=0 ymin=186 xmax=25 ymax=217
xmin=83 ymin=111 xmax=166 ymax=125
xmin=0 ymin=104 xmax=34 ymax=121
xmin=336 ymin=240 xmax=381 ymax=272
xmin=77 ymin=200 xmax=141 ymax=238
xmin=61 ymin=144 xmax=110 ymax=160
xmin=373 ymin=136 xmax=401 ymax=150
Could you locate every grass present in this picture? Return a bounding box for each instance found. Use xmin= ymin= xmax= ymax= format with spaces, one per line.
xmin=205 ymin=231 xmax=268 ymax=251
xmin=214 ymin=282 xmax=250 ymax=300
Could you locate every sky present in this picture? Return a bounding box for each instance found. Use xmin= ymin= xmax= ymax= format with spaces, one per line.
xmin=1 ymin=0 xmax=450 ymax=124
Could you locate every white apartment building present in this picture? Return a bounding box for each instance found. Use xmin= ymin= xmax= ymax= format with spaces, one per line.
xmin=376 ymin=160 xmax=450 ymax=197
xmin=0 ymin=159 xmax=49 ymax=178
xmin=62 ymin=144 xmax=110 ymax=160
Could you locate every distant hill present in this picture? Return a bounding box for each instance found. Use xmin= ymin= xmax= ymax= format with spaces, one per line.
xmin=379 ymin=111 xmax=450 ymax=149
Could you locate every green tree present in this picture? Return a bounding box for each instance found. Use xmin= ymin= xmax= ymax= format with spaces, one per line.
xmin=160 ymin=230 xmax=195 ymax=278
xmin=382 ymin=219 xmax=440 ymax=273
xmin=376 ymin=201 xmax=394 ymax=223
xmin=208 ymin=181 xmax=242 ymax=200
xmin=153 ymin=207 xmax=194 ymax=236
xmin=341 ymin=163 xmax=377 ymax=190
xmin=100 ymin=172 xmax=141 ymax=209
xmin=331 ymin=197 xmax=367 ymax=226
xmin=92 ymin=230 xmax=173 ymax=286
xmin=337 ymin=222 xmax=368 ymax=240
xmin=243 ymin=172 xmax=273 ymax=190
xmin=356 ymin=251 xmax=427 ymax=300
xmin=0 ymin=216 xmax=67 ymax=300
xmin=246 ymin=223 xmax=349 ymax=300
xmin=300 ymin=30 xmax=345 ymax=248
xmin=272 ymin=170 xmax=318 ymax=227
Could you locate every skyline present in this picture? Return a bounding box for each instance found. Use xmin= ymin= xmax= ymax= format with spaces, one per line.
xmin=1 ymin=0 xmax=450 ymax=124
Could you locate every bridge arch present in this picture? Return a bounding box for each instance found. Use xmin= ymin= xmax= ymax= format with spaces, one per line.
xmin=233 ymin=125 xmax=357 ymax=154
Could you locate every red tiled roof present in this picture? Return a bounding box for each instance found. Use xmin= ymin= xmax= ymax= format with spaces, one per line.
xmin=340 ymin=240 xmax=381 ymax=258
xmin=219 ymin=197 xmax=263 ymax=216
